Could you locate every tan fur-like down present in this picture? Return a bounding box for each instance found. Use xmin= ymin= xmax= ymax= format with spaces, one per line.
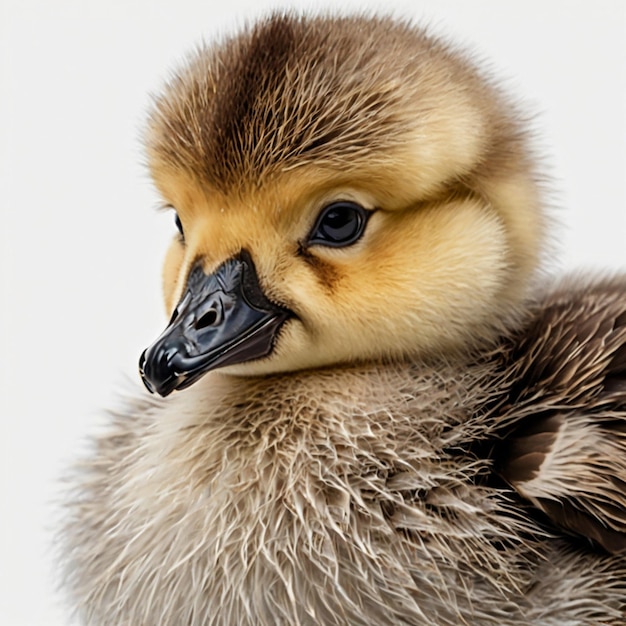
xmin=61 ymin=280 xmax=626 ymax=624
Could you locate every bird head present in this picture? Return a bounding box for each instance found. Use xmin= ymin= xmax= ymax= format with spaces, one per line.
xmin=139 ymin=14 xmax=545 ymax=397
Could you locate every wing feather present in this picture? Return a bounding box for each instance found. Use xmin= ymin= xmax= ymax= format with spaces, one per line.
xmin=499 ymin=277 xmax=626 ymax=554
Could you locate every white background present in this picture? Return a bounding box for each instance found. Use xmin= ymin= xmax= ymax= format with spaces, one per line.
xmin=1 ymin=1 xmax=624 ymax=624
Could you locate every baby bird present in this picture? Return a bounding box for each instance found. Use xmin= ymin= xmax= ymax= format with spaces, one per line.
xmin=61 ymin=13 xmax=626 ymax=626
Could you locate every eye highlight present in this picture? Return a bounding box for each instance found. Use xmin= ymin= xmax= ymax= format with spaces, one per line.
xmin=308 ymin=201 xmax=370 ymax=248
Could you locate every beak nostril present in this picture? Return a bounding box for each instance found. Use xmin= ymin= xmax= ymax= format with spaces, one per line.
xmin=195 ymin=308 xmax=219 ymax=330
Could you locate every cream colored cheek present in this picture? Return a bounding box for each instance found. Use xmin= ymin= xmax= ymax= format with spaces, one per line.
xmin=344 ymin=208 xmax=508 ymax=344
xmin=257 ymin=270 xmax=362 ymax=368
xmin=399 ymin=211 xmax=509 ymax=324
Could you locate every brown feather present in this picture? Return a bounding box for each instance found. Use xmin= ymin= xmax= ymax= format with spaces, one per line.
xmin=500 ymin=277 xmax=626 ymax=554
xmin=146 ymin=14 xmax=527 ymax=197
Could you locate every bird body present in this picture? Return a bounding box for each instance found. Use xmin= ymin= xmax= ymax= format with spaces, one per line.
xmin=60 ymin=13 xmax=626 ymax=625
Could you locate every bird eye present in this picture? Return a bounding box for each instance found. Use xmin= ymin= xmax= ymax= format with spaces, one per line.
xmin=308 ymin=201 xmax=370 ymax=247
xmin=174 ymin=213 xmax=184 ymax=241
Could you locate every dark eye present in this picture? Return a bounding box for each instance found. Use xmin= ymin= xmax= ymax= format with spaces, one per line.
xmin=308 ymin=201 xmax=370 ymax=247
xmin=174 ymin=213 xmax=184 ymax=241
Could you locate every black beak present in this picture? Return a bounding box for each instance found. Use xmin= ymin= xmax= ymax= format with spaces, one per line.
xmin=139 ymin=251 xmax=290 ymax=397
